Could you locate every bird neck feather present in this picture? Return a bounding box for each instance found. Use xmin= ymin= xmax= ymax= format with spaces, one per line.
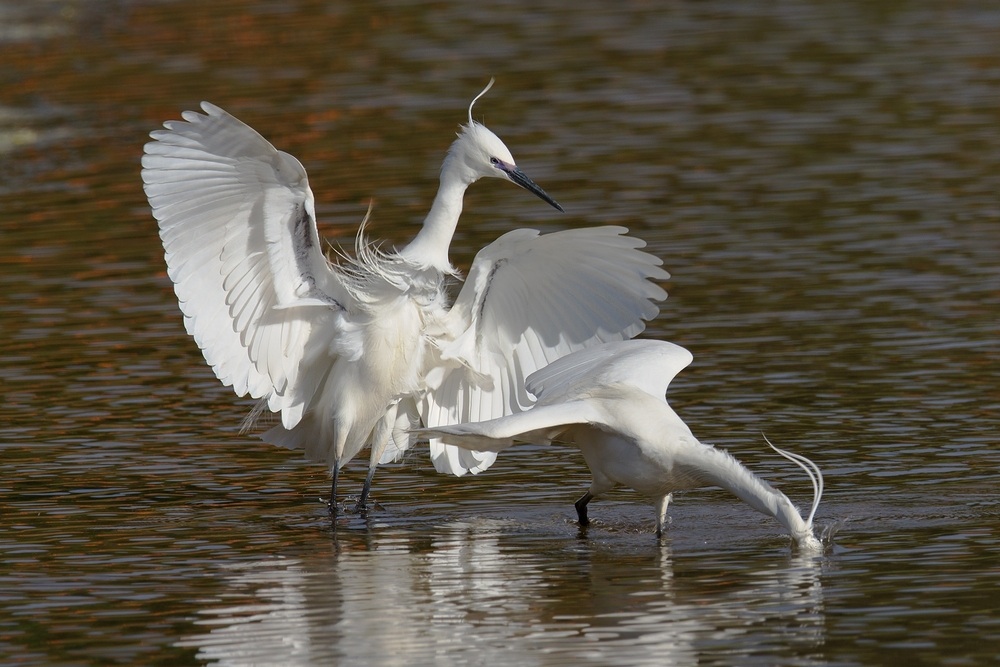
xmin=399 ymin=170 xmax=468 ymax=272
xmin=679 ymin=443 xmax=813 ymax=545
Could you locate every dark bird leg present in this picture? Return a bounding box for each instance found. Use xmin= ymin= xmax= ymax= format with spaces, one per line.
xmin=354 ymin=405 xmax=398 ymax=514
xmin=355 ymin=467 xmax=376 ymax=515
xmin=575 ymin=491 xmax=594 ymax=527
xmin=329 ymin=465 xmax=340 ymax=517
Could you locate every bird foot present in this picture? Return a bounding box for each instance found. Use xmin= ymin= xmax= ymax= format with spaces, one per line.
xmin=347 ymin=496 xmax=385 ymax=515
xmin=321 ymin=496 xmax=344 ymax=517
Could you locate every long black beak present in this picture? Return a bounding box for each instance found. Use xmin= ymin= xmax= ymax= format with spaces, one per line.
xmin=505 ymin=165 xmax=564 ymax=212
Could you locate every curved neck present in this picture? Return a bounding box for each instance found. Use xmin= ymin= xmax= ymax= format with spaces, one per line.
xmin=400 ymin=160 xmax=470 ymax=272
xmin=682 ymin=444 xmax=817 ymax=548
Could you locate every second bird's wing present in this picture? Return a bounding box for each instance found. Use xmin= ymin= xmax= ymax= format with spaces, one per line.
xmin=525 ymin=339 xmax=694 ymax=405
xmin=419 ymin=226 xmax=669 ymax=475
xmin=415 ymin=400 xmax=599 ymax=452
xmin=142 ymin=102 xmax=358 ymax=430
xmin=415 ymin=341 xmax=694 ymax=458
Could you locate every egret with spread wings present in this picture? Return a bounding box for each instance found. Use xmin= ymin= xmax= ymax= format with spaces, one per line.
xmin=141 ymin=82 xmax=668 ymax=513
xmin=419 ymin=339 xmax=825 ymax=551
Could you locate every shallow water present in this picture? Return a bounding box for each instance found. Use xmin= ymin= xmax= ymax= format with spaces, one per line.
xmin=2 ymin=0 xmax=999 ymax=665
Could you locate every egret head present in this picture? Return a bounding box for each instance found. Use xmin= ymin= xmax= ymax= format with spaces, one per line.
xmin=445 ymin=79 xmax=564 ymax=212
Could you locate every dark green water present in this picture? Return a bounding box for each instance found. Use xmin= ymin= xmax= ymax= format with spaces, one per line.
xmin=2 ymin=1 xmax=998 ymax=664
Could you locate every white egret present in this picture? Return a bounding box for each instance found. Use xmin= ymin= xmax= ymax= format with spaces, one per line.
xmin=141 ymin=81 xmax=669 ymax=513
xmin=418 ymin=339 xmax=825 ymax=551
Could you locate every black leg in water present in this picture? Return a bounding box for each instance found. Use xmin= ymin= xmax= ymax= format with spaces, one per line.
xmin=575 ymin=491 xmax=593 ymax=527
xmin=354 ymin=466 xmax=377 ymax=514
xmin=328 ymin=465 xmax=340 ymax=517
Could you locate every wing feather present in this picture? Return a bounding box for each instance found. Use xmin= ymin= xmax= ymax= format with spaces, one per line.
xmin=416 ymin=341 xmax=693 ymax=459
xmin=422 ymin=226 xmax=669 ymax=475
xmin=142 ymin=102 xmax=354 ymax=430
xmin=525 ymin=339 xmax=694 ymax=405
xmin=416 ymin=400 xmax=599 ymax=452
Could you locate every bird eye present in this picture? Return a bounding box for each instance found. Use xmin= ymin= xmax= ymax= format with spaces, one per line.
xmin=489 ymin=157 xmax=500 ymax=166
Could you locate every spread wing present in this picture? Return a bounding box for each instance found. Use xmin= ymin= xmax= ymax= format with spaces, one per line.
xmin=525 ymin=339 xmax=694 ymax=404
xmin=142 ymin=102 xmax=358 ymax=430
xmin=414 ymin=340 xmax=693 ymax=453
xmin=415 ymin=400 xmax=599 ymax=453
xmin=419 ymin=226 xmax=669 ymax=475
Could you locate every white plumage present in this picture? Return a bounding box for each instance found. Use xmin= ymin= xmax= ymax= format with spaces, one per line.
xmin=142 ymin=82 xmax=669 ymax=510
xmin=419 ymin=339 xmax=825 ymax=551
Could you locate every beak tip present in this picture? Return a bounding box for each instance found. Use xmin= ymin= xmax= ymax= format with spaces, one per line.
xmin=506 ymin=166 xmax=564 ymax=213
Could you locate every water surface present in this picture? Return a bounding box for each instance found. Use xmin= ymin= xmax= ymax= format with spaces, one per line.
xmin=2 ymin=1 xmax=998 ymax=664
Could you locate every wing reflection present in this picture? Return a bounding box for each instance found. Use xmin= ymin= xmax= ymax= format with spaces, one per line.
xmin=179 ymin=526 xmax=825 ymax=665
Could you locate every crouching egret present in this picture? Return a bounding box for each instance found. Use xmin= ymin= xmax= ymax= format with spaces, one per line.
xmin=141 ymin=81 xmax=669 ymax=513
xmin=417 ymin=339 xmax=825 ymax=551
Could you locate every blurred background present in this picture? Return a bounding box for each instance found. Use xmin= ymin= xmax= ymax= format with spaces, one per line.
xmin=2 ymin=1 xmax=998 ymax=665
